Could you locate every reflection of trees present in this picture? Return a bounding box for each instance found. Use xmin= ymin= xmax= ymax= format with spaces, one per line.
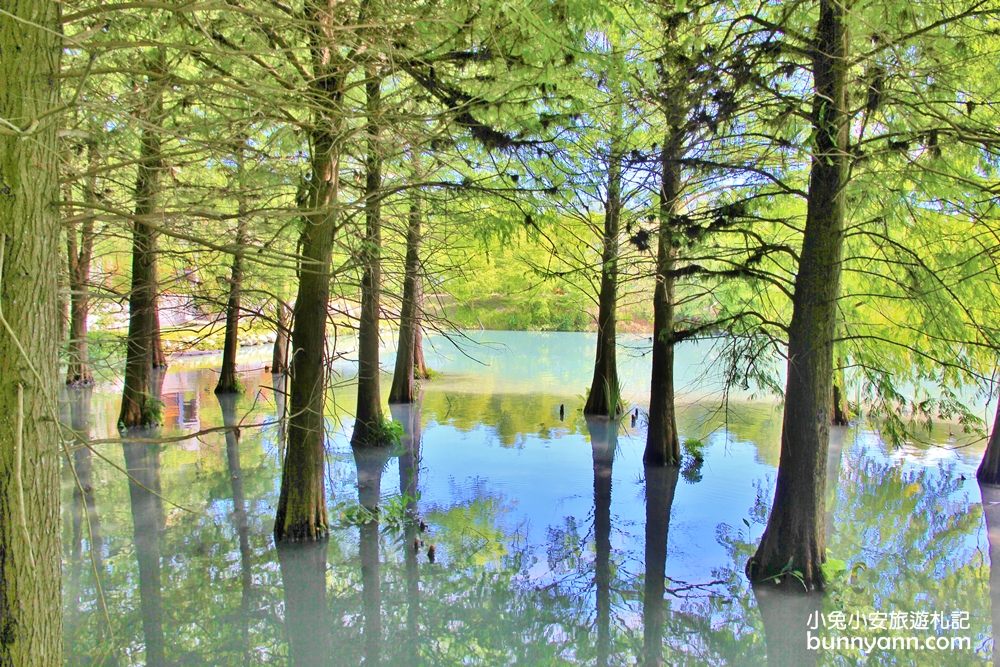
xmin=979 ymin=483 xmax=1000 ymax=667
xmin=353 ymin=445 xmax=392 ymax=666
xmin=642 ymin=465 xmax=680 ymax=667
xmin=123 ymin=436 xmax=166 ymax=667
xmin=420 ymin=390 xmax=583 ymax=446
xmin=219 ymin=393 xmax=254 ymax=663
xmin=390 ymin=401 xmax=422 ymax=645
xmin=586 ymin=417 xmax=616 ymax=667
xmin=278 ymin=542 xmax=331 ymax=665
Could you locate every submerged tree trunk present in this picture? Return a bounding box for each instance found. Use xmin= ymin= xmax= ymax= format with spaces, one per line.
xmin=644 ymin=132 xmax=683 ymax=467
xmin=123 ymin=437 xmax=166 ymax=667
xmin=389 ymin=185 xmax=423 ymax=404
xmin=353 ymin=73 xmax=386 ymax=446
xmin=272 ymin=298 xmax=290 ymax=375
xmin=274 ymin=12 xmax=346 ymax=541
xmin=642 ymin=465 xmax=681 ymax=666
xmin=748 ymin=0 xmax=849 ymax=591
xmin=584 ymin=140 xmax=623 ymax=417
xmin=0 ymin=4 xmax=64 ymax=663
xmin=216 ymin=148 xmax=248 ymax=395
xmin=978 ymin=398 xmax=1000 ymax=484
xmin=585 ymin=418 xmax=616 ymax=666
xmin=120 ymin=50 xmax=168 ymax=428
xmin=66 ymin=139 xmax=99 ymax=386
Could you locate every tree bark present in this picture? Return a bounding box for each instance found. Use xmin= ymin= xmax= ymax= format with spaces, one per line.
xmin=216 ymin=145 xmax=248 ymax=394
xmin=389 ymin=185 xmax=422 ymax=404
xmin=414 ymin=315 xmax=430 ymax=380
xmin=274 ymin=7 xmax=346 ymax=541
xmin=352 ymin=72 xmax=386 ymax=446
xmin=584 ymin=140 xmax=622 ymax=417
xmin=66 ymin=139 xmax=99 ymax=386
xmin=119 ymin=49 xmax=168 ymax=428
xmin=748 ymin=0 xmax=849 ymax=591
xmin=642 ymin=465 xmax=680 ymax=666
xmin=644 ymin=131 xmax=684 ymax=467
xmin=0 ymin=3 xmax=63 ymax=663
xmin=978 ymin=397 xmax=1000 ymax=484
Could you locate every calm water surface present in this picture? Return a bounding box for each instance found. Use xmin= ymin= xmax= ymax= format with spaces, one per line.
xmin=62 ymin=331 xmax=996 ymax=665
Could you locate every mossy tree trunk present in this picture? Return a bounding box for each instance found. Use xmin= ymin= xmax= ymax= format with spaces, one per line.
xmin=66 ymin=139 xmax=99 ymax=387
xmin=584 ymin=139 xmax=622 ymax=417
xmin=353 ymin=72 xmax=386 ymax=446
xmin=389 ymin=184 xmax=423 ymax=404
xmin=748 ymin=0 xmax=849 ymax=591
xmin=216 ymin=143 xmax=248 ymax=395
xmin=978 ymin=397 xmax=1000 ymax=484
xmin=120 ymin=49 xmax=168 ymax=428
xmin=274 ymin=8 xmax=346 ymax=541
xmin=0 ymin=3 xmax=63 ymax=663
xmin=644 ymin=131 xmax=684 ymax=467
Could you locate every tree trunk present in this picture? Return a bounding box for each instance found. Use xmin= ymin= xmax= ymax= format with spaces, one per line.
xmin=978 ymin=397 xmax=1000 ymax=484
xmin=274 ymin=24 xmax=345 ymax=540
xmin=748 ymin=0 xmax=848 ymax=591
xmin=353 ymin=73 xmax=386 ymax=446
xmin=389 ymin=186 xmax=422 ymax=404
xmin=0 ymin=3 xmax=63 ymax=663
xmin=414 ymin=315 xmax=430 ymax=380
xmin=586 ymin=418 xmax=616 ymax=666
xmin=151 ymin=300 xmax=167 ymax=369
xmin=642 ymin=465 xmax=681 ymax=666
xmin=120 ymin=50 xmax=168 ymax=428
xmin=123 ymin=438 xmax=166 ymax=667
xmin=66 ymin=139 xmax=99 ymax=386
xmin=272 ymin=298 xmax=290 ymax=375
xmin=831 ymin=359 xmax=849 ymax=425
xmin=644 ymin=132 xmax=683 ymax=467
xmin=216 ymin=148 xmax=248 ymax=395
xmin=584 ymin=140 xmax=622 ymax=417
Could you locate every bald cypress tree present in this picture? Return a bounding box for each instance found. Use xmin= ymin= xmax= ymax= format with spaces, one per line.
xmin=0 ymin=3 xmax=64 ymax=663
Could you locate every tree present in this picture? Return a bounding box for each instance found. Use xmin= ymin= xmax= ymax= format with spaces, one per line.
xmin=119 ymin=47 xmax=170 ymax=428
xmin=215 ymin=140 xmax=249 ymax=394
xmin=0 ymin=2 xmax=64 ymax=663
xmin=748 ymin=0 xmax=849 ymax=591
xmin=388 ymin=162 xmax=425 ymax=404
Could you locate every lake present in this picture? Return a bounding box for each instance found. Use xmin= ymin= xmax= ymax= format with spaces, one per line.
xmin=62 ymin=331 xmax=995 ymax=665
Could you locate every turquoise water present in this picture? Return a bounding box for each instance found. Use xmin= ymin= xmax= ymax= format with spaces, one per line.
xmin=62 ymin=331 xmax=995 ymax=665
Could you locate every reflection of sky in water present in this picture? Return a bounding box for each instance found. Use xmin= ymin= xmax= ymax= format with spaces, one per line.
xmin=61 ymin=331 xmax=997 ymax=665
